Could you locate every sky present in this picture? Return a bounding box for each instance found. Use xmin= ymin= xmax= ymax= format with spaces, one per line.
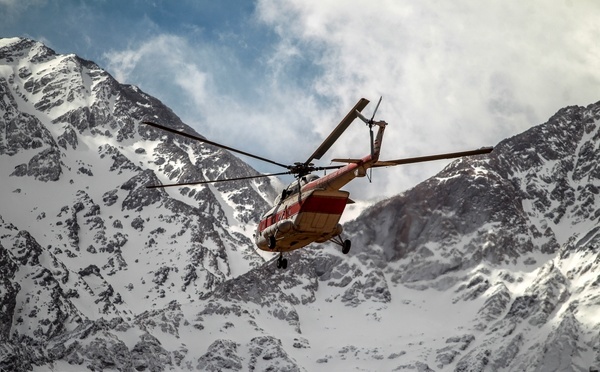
xmin=2 ymin=0 xmax=600 ymax=201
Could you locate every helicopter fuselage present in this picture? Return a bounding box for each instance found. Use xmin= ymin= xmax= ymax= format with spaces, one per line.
xmin=254 ymin=122 xmax=387 ymax=252
xmin=143 ymin=97 xmax=493 ymax=269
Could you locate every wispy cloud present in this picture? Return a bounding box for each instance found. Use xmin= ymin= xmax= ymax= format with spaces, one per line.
xmin=253 ymin=0 xmax=600 ymax=197
xmin=102 ymin=33 xmax=327 ymax=173
xmin=52 ymin=0 xmax=600 ymax=200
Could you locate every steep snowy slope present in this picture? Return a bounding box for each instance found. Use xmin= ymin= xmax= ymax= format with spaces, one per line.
xmin=0 ymin=37 xmax=280 ymax=370
xmin=342 ymin=102 xmax=600 ymax=370
xmin=2 ymin=37 xmax=600 ymax=372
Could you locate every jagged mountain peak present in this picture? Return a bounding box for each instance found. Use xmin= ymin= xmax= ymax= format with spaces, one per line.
xmin=343 ymin=100 xmax=600 ymax=369
xmin=0 ymin=37 xmax=283 ymax=369
xmin=0 ymin=37 xmax=57 ymax=63
xmin=349 ymin=100 xmax=600 ymax=268
xmin=2 ymin=37 xmax=600 ymax=371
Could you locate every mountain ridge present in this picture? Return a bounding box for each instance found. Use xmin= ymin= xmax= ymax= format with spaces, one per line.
xmin=1 ymin=37 xmax=600 ymax=371
xmin=0 ymin=37 xmax=279 ymax=369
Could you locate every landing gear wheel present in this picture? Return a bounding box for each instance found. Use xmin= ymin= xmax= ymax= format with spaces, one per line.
xmin=342 ymin=239 xmax=351 ymax=254
xmin=268 ymin=235 xmax=276 ymax=250
xmin=276 ymin=254 xmax=288 ymax=270
xmin=330 ymin=235 xmax=352 ymax=254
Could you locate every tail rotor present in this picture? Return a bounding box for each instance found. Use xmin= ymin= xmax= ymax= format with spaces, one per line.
xmin=356 ymin=96 xmax=382 ymax=158
xmin=355 ymin=96 xmax=383 ymax=182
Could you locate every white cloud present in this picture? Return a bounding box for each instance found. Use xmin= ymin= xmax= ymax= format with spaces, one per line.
xmin=254 ymin=0 xmax=600 ymax=198
xmin=104 ymin=34 xmax=211 ymax=116
xmin=103 ymin=0 xmax=600 ymax=201
xmin=102 ymin=33 xmax=328 ymax=174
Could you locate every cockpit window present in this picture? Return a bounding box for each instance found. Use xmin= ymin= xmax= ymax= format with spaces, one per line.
xmin=302 ymin=174 xmax=320 ymax=184
xmin=281 ymin=174 xmax=320 ymax=200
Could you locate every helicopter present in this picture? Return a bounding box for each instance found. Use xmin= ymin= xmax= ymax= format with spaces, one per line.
xmin=143 ymin=97 xmax=493 ymax=269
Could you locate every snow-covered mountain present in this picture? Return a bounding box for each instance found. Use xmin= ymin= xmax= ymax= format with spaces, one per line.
xmin=344 ymin=102 xmax=600 ymax=370
xmin=1 ymin=37 xmax=600 ymax=371
xmin=0 ymin=37 xmax=278 ymax=370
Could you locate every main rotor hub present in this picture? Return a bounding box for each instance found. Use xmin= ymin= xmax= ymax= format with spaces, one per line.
xmin=288 ymin=162 xmax=310 ymax=175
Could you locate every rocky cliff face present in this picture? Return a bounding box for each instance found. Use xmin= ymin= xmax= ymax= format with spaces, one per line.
xmin=344 ymin=101 xmax=600 ymax=370
xmin=0 ymin=37 xmax=279 ymax=371
xmin=1 ymin=37 xmax=600 ymax=371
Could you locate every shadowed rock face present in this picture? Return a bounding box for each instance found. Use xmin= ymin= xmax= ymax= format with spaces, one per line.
xmin=2 ymin=37 xmax=600 ymax=371
xmin=346 ymin=103 xmax=600 ymax=284
xmin=343 ymin=101 xmax=600 ymax=369
xmin=0 ymin=37 xmax=279 ymax=370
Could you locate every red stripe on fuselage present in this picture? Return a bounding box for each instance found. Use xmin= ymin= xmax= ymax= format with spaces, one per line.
xmin=259 ymin=194 xmax=348 ymax=232
xmin=291 ymin=195 xmax=347 ymax=215
xmin=307 ymin=195 xmax=347 ymax=213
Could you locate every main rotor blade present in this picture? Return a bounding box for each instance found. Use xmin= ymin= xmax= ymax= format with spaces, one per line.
xmin=142 ymin=121 xmax=290 ymax=170
xmin=146 ymin=171 xmax=293 ymax=189
xmin=304 ymin=98 xmax=370 ymax=165
xmin=373 ymin=147 xmax=493 ymax=167
xmin=369 ymin=96 xmax=382 ymax=122
xmin=315 ymin=165 xmax=345 ymax=171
